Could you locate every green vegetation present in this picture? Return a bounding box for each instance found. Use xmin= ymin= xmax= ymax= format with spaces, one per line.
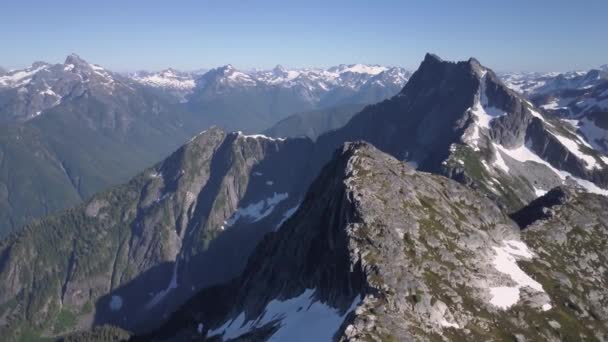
xmin=52 ymin=309 xmax=78 ymax=334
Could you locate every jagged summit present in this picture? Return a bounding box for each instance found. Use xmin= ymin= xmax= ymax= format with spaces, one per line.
xmin=423 ymin=52 xmax=443 ymax=63
xmin=314 ymin=53 xmax=608 ymax=210
xmin=218 ymin=64 xmax=235 ymax=72
xmin=272 ymin=64 xmax=287 ymax=73
xmin=64 ymin=53 xmax=89 ymax=66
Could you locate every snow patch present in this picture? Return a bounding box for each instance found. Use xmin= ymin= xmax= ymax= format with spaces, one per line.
xmin=492 ymin=147 xmax=510 ymax=173
xmin=488 ymin=240 xmax=547 ymax=310
xmin=208 ymin=289 xmax=361 ymax=341
xmin=338 ymin=64 xmax=387 ymax=75
xmin=578 ymin=117 xmax=608 ymax=154
xmin=549 ymin=131 xmax=599 ymax=170
xmin=465 ymin=73 xmax=508 ymax=150
xmin=495 ymin=142 xmax=608 ymax=196
xmin=275 ymin=203 xmax=301 ymax=231
xmin=132 ymin=69 xmax=196 ymax=90
xmin=534 ymin=187 xmax=548 ymax=198
xmin=237 ymin=132 xmax=286 ymax=142
xmin=0 ymin=65 xmax=47 ymax=88
xmin=440 ymin=319 xmax=460 ymax=329
xmin=226 ymin=193 xmax=289 ymax=226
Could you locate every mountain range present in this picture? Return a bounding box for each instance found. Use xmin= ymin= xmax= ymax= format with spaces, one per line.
xmin=1 ymin=53 xmax=607 ymax=341
xmin=152 ymin=63 xmax=410 ymax=132
xmin=0 ymin=56 xmax=406 ymax=237
xmin=500 ymin=66 xmax=608 ymax=172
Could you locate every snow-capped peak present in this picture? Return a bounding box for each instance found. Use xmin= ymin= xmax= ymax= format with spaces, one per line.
xmin=0 ymin=63 xmax=49 ymax=88
xmin=331 ymin=64 xmax=388 ymax=76
xmin=129 ymin=63 xmax=409 ymax=99
xmin=131 ymin=68 xmax=196 ymax=91
xmin=64 ymin=53 xmax=89 ymax=67
xmin=0 ymin=54 xmax=126 ymax=122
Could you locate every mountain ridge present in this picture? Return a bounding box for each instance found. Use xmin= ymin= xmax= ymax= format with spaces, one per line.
xmin=136 ymin=141 xmax=608 ymax=341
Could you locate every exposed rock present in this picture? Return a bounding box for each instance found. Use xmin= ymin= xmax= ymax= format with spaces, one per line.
xmin=136 ymin=143 xmax=607 ymax=341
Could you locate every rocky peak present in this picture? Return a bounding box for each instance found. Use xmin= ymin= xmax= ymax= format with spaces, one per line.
xmin=312 ymin=53 xmax=608 ymax=213
xmin=31 ymin=61 xmax=50 ymax=69
xmin=423 ymin=52 xmax=444 ymax=64
xmin=272 ymin=64 xmax=287 ymax=74
xmin=64 ymin=53 xmax=91 ymax=68
xmin=217 ymin=64 xmax=235 ymax=74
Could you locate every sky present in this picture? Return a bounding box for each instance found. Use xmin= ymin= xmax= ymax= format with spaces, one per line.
xmin=1 ymin=0 xmax=607 ymax=72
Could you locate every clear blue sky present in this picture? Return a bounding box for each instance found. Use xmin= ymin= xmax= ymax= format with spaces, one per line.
xmin=1 ymin=0 xmax=607 ymax=72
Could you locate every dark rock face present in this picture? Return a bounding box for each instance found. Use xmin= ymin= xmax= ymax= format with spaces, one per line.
xmin=510 ymin=186 xmax=574 ymax=228
xmin=314 ymin=53 xmax=479 ymax=172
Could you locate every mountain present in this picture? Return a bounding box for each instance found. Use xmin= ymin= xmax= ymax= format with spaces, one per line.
xmin=504 ymin=67 xmax=608 ymax=156
xmin=0 ymin=128 xmax=314 ymax=339
xmin=129 ymin=69 xmax=197 ymax=102
xmin=310 ymin=54 xmax=608 ymax=211
xmin=0 ymin=54 xmax=210 ymax=237
xmin=0 ymin=54 xmax=138 ymax=123
xmin=500 ymin=67 xmax=608 ymax=97
xmin=263 ymin=103 xmax=367 ymax=140
xmin=2 ymin=53 xmax=608 ymax=340
xmin=0 ymin=57 xmax=409 ymax=238
xmin=499 ymin=71 xmax=562 ymax=95
xmin=139 ymin=143 xmax=608 ymax=341
xmin=139 ymin=64 xmax=410 ymax=133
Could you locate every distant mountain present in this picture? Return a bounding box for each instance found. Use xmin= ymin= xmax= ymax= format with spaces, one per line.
xmin=500 ymin=67 xmax=608 ymax=96
xmin=263 ymin=103 xmax=366 ymax=140
xmin=2 ymin=54 xmax=608 ymax=341
xmin=0 ymin=54 xmax=148 ymax=123
xmin=129 ymin=69 xmax=197 ymax=102
xmin=0 ymin=54 xmax=208 ymax=237
xmin=0 ymin=57 xmax=409 ymax=237
xmin=531 ymin=80 xmax=608 ymax=155
xmin=133 ymin=63 xmax=410 ymax=132
xmin=501 ymin=67 xmax=608 ymax=157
